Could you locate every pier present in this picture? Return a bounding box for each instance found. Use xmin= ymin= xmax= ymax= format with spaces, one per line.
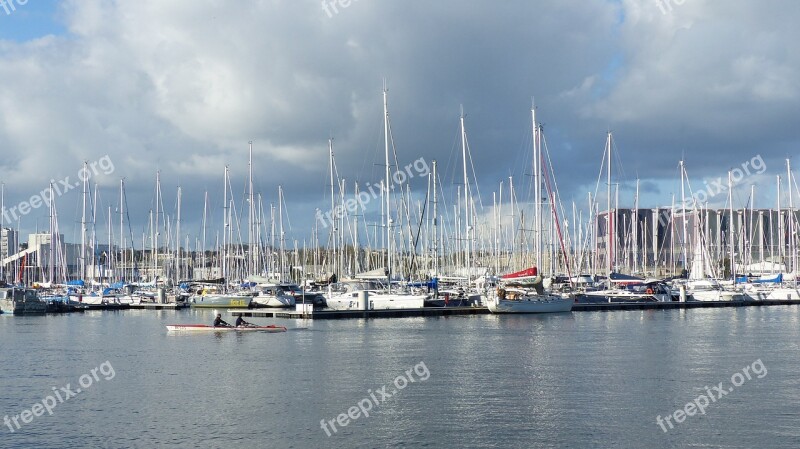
xmin=229 ymin=306 xmax=488 ymax=319
xmin=128 ymin=303 xmax=190 ymax=310
xmin=228 ymin=299 xmax=800 ymax=319
xmin=572 ymin=298 xmax=800 ymax=311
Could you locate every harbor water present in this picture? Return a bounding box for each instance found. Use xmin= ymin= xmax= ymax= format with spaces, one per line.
xmin=2 ymin=307 xmax=800 ymax=448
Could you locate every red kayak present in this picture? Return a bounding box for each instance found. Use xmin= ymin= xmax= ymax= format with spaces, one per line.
xmin=166 ymin=324 xmax=287 ymax=332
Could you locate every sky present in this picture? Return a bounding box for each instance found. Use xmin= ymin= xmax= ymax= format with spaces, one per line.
xmin=0 ymin=0 xmax=798 ymax=250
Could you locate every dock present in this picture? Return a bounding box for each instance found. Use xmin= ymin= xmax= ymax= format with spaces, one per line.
xmin=228 ymin=299 xmax=800 ymax=319
xmin=229 ymin=306 xmax=489 ymax=319
xmin=572 ymin=298 xmax=800 ymax=311
xmin=129 ymin=303 xmax=189 ymax=310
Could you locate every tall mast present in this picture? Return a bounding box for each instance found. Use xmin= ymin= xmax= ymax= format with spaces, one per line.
xmin=788 ymin=159 xmax=797 ymax=273
xmin=119 ymin=179 xmax=124 ymax=282
xmin=279 ymin=185 xmax=285 ymax=281
xmin=202 ymin=191 xmax=208 ymax=276
xmin=354 ymin=182 xmax=361 ymax=274
xmin=223 ymin=166 xmax=229 ymax=280
xmin=154 ymin=170 xmax=161 ymax=281
xmin=680 ymin=160 xmax=688 ymax=271
xmin=532 ymin=102 xmax=541 ymax=269
xmin=383 ymin=81 xmax=392 ymax=291
xmin=432 ymin=160 xmax=438 ymax=276
xmin=509 ymin=177 xmax=515 ymax=267
xmin=329 ymin=137 xmax=336 ymax=279
xmin=107 ymin=206 xmax=112 ymax=283
xmin=606 ymin=132 xmax=612 ymax=284
xmin=176 ymin=186 xmax=182 ymax=284
xmin=270 ymin=203 xmax=275 ymax=277
xmin=92 ymin=183 xmax=98 ymax=283
xmin=248 ymin=140 xmax=255 ymax=276
xmin=633 ymin=179 xmax=639 ymax=274
xmin=728 ymin=171 xmax=735 ymax=279
xmin=339 ymin=179 xmax=346 ymax=278
xmin=49 ymin=183 xmax=54 ymax=283
xmin=777 ymin=175 xmax=784 ymax=267
xmin=81 ymin=161 xmax=88 ymax=280
xmin=460 ymin=106 xmax=471 ymax=279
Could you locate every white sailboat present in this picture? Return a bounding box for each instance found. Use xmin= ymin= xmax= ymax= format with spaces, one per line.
xmin=325 ymin=279 xmax=426 ymax=310
xmin=487 ymin=106 xmax=575 ymax=314
xmin=487 ymin=269 xmax=573 ymax=313
xmin=684 ymin=204 xmax=744 ymax=301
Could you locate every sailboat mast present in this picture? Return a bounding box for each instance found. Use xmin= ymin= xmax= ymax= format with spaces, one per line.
xmin=383 ymin=82 xmax=392 ymax=291
xmin=81 ymin=161 xmax=88 ymax=280
xmin=176 ymin=186 xmax=182 ymax=284
xmin=460 ymin=106 xmax=470 ymax=279
xmin=728 ymin=171 xmax=735 ymax=279
xmin=279 ymin=186 xmax=285 ymax=281
xmin=788 ymin=159 xmax=797 ymax=273
xmin=680 ymin=160 xmax=688 ymax=271
xmin=532 ymin=103 xmax=541 ymax=269
xmin=49 ymin=183 xmax=54 ymax=283
xmin=329 ymin=138 xmax=336 ymax=279
xmin=202 ymin=191 xmax=207 ymax=276
xmin=107 ymin=206 xmax=112 ymax=283
xmin=432 ymin=160 xmax=438 ymax=276
xmin=633 ymin=179 xmax=639 ymax=274
xmin=606 ymin=132 xmax=612 ymax=284
xmin=248 ymin=141 xmax=255 ymax=277
xmin=223 ymin=166 xmax=229 ymax=280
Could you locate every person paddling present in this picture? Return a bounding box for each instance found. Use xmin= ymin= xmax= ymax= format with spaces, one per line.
xmin=213 ymin=314 xmax=231 ymax=327
xmin=235 ymin=315 xmax=253 ymax=327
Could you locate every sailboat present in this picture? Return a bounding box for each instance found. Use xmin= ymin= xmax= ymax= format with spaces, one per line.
xmin=324 ymin=83 xmax=427 ymax=311
xmin=487 ymin=106 xmax=573 ymax=314
xmin=684 ymin=203 xmax=745 ymax=301
xmin=487 ymin=267 xmax=574 ymax=313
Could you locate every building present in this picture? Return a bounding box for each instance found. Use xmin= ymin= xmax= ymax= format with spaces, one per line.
xmin=596 ymin=208 xmax=800 ymax=277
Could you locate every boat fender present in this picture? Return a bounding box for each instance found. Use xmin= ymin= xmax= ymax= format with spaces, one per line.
xmin=646 ymin=288 xmax=654 ymax=295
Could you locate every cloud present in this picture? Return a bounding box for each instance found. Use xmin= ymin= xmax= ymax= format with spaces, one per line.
xmin=0 ymin=0 xmax=797 ymax=246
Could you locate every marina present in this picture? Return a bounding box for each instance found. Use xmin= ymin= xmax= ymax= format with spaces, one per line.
xmin=3 ymin=2 xmax=800 ymax=448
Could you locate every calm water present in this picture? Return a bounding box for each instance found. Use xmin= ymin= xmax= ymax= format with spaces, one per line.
xmin=2 ymin=306 xmax=799 ymax=448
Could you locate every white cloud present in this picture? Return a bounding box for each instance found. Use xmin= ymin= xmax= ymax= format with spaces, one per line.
xmin=0 ymin=0 xmax=797 ymax=243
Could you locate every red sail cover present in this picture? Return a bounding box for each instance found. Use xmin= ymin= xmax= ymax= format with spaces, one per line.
xmin=501 ymin=267 xmax=538 ymax=279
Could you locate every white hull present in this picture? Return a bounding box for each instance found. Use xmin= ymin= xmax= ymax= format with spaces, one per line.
xmin=582 ymin=289 xmax=670 ymax=302
xmin=325 ymin=294 xmax=426 ymax=311
xmin=252 ymin=294 xmax=296 ymax=307
xmin=689 ymin=290 xmax=745 ymax=301
xmin=487 ymin=295 xmax=574 ymax=314
xmin=766 ymin=288 xmax=800 ymax=300
xmin=68 ymin=293 xmax=119 ymax=305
